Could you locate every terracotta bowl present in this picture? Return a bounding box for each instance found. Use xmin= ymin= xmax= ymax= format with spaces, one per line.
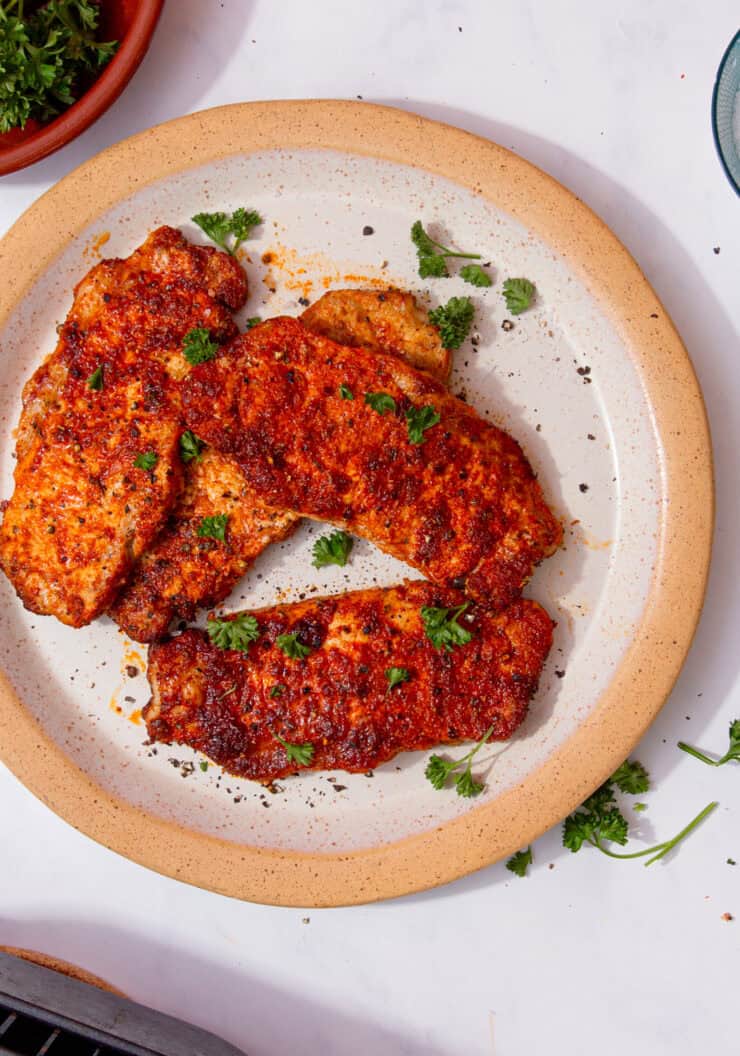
xmin=0 ymin=0 xmax=164 ymax=176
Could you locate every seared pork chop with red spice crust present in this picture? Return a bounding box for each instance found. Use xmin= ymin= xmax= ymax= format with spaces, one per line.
xmin=0 ymin=226 xmax=246 ymax=626
xmin=145 ymin=581 xmax=554 ymax=781
xmin=182 ymin=316 xmax=562 ymax=612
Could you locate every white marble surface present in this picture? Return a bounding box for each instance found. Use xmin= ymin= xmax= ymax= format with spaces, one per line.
xmin=1 ymin=2 xmax=738 ymax=1053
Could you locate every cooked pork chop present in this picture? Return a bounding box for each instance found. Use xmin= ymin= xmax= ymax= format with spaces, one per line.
xmin=182 ymin=317 xmax=562 ymax=612
xmin=108 ymin=449 xmax=296 ymax=642
xmin=145 ymin=581 xmax=554 ymax=781
xmin=110 ymin=288 xmax=448 ymax=642
xmin=300 ymin=287 xmax=450 ymax=382
xmin=0 ymin=227 xmax=247 ymax=626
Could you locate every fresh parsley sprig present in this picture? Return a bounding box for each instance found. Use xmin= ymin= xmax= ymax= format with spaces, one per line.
xmin=273 ymin=732 xmax=315 ymax=767
xmin=364 ymin=392 xmax=397 ymax=416
xmin=563 ymin=760 xmax=717 ymax=866
xmin=460 ymin=264 xmax=492 ymax=288
xmin=611 ymin=759 xmax=650 ymax=794
xmin=311 ymin=530 xmax=353 ymax=568
xmin=678 ymin=720 xmax=740 ymax=767
xmin=425 ymin=724 xmax=495 ymax=797
xmin=86 ymin=365 xmax=103 ymax=390
xmin=180 ymin=430 xmax=205 ymax=464
xmin=192 ymin=208 xmax=262 ymax=256
xmin=428 ymin=296 xmax=475 ymax=350
xmin=182 ymin=328 xmax=218 ymax=365
xmin=134 ymin=450 xmax=158 ymax=472
xmin=506 ymin=846 xmax=533 ymax=877
xmin=421 ymin=603 xmax=472 ymax=652
xmin=339 ymin=383 xmax=354 ymax=400
xmin=405 ymin=404 xmax=440 ymax=445
xmin=276 ymin=632 xmax=312 ymax=660
xmin=197 ymin=514 xmax=229 ymax=541
xmin=502 ymin=278 xmax=536 ymax=315
xmin=411 ymin=220 xmax=481 ymax=278
xmin=207 ymin=612 xmax=260 ymax=653
xmin=385 ymin=667 xmax=410 ymax=692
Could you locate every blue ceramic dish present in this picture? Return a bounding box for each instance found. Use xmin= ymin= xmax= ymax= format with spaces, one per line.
xmin=712 ymin=30 xmax=740 ymax=194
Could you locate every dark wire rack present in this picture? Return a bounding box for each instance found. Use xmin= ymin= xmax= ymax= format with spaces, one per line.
xmin=1 ymin=996 xmax=140 ymax=1055
xmin=0 ymin=952 xmax=246 ymax=1056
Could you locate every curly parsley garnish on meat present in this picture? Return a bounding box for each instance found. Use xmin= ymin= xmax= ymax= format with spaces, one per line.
xmin=206 ymin=612 xmax=260 ymax=653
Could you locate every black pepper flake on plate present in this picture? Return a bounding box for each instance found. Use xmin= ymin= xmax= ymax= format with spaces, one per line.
xmin=713 ymin=246 xmax=720 ymax=254
xmin=579 ymin=483 xmax=589 ymax=493
xmin=501 ymin=319 xmax=514 ymax=332
xmin=362 ymin=225 xmax=374 ymax=236
xmin=125 ymin=664 xmax=139 ymax=678
xmin=298 ymin=296 xmax=310 ymax=307
xmin=587 ymin=433 xmax=596 ymax=440
xmin=554 ymin=669 xmax=565 ymax=679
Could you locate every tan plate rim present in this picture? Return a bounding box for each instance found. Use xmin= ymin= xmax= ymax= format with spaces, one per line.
xmin=0 ymin=100 xmax=713 ymax=906
xmin=0 ymin=945 xmax=121 ymax=994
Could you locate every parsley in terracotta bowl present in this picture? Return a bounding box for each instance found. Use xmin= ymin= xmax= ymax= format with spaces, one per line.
xmin=0 ymin=0 xmax=163 ymax=175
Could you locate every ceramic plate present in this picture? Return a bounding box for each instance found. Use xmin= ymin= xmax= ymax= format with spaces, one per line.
xmin=0 ymin=102 xmax=712 ymax=905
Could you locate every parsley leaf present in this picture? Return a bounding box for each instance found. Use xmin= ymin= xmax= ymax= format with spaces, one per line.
xmin=506 ymin=846 xmax=533 ymax=877
xmin=410 ymin=220 xmax=481 ymax=278
xmin=87 ymin=365 xmax=103 ymax=390
xmin=678 ymin=719 xmax=740 ymax=767
xmin=410 ymin=221 xmax=440 ymax=258
xmin=385 ymin=667 xmax=410 ymax=691
xmin=207 ymin=612 xmax=260 ymax=653
xmin=460 ymin=263 xmax=493 ymax=288
xmin=424 ymin=723 xmax=494 ymax=797
xmin=339 ymin=383 xmax=354 ymax=400
xmin=182 ymin=328 xmax=218 ymax=365
xmin=269 ymin=684 xmax=286 ymax=698
xmin=428 ymin=296 xmax=475 ymax=350
xmin=406 ymin=404 xmax=440 ymax=445
xmin=364 ymin=392 xmax=397 ymax=416
xmin=197 ymin=514 xmax=229 ymax=541
xmin=0 ymin=1 xmax=118 ymax=134
xmin=421 ymin=603 xmax=472 ymax=652
xmin=134 ymin=450 xmax=158 ymax=472
xmin=192 ymin=208 xmax=262 ymax=255
xmin=245 ymin=316 xmax=261 ymax=329
xmin=418 ymin=254 xmax=450 ymax=279
xmin=273 ymin=732 xmax=315 ymax=767
xmin=311 ymin=530 xmax=354 ymax=568
xmin=502 ymin=277 xmax=536 ymax=315
xmin=611 ymin=759 xmax=650 ymax=794
xmin=276 ymin=632 xmax=312 ymax=660
xmin=562 ymin=760 xmax=718 ymax=867
xmin=180 ymin=430 xmax=205 ymax=463
xmin=229 ymin=207 xmax=262 ymax=246
xmin=199 ymin=760 xmax=209 ymax=772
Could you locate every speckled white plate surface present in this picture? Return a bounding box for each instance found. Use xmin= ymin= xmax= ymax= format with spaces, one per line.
xmin=0 ymin=102 xmax=711 ymax=904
